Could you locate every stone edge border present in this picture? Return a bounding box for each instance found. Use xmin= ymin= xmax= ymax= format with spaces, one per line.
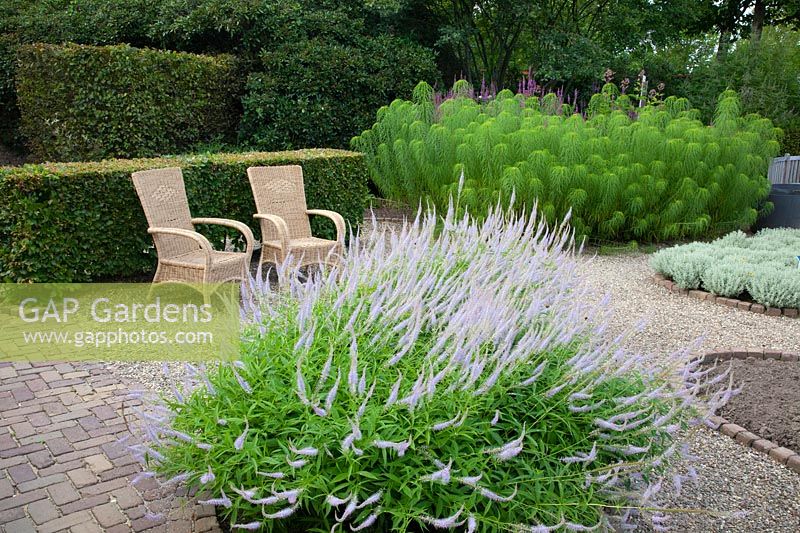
xmin=699 ymin=350 xmax=800 ymax=475
xmin=652 ymin=273 xmax=799 ymax=318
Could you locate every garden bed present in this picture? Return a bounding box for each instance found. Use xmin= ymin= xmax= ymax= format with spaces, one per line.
xmin=652 ymin=272 xmax=800 ymax=318
xmin=700 ymin=350 xmax=800 ymax=474
xmin=649 ymin=229 xmax=800 ymax=313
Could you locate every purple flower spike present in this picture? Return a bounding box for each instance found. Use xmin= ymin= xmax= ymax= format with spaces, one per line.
xmin=234 ymin=420 xmax=249 ymax=451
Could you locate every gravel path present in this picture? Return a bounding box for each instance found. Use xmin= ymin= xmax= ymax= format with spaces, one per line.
xmin=108 ymin=229 xmax=800 ymax=532
xmin=581 ymin=252 xmax=800 ymax=532
xmin=579 ymin=252 xmax=800 ymax=357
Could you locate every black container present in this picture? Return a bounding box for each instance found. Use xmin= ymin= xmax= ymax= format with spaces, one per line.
xmin=756 ymin=183 xmax=800 ymax=230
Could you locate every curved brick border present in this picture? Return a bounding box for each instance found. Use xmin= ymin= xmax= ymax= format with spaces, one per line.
xmin=699 ymin=350 xmax=800 ymax=475
xmin=652 ymin=273 xmax=799 ymax=318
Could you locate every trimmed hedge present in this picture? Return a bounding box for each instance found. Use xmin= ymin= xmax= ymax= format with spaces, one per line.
xmin=0 ymin=149 xmax=369 ymax=282
xmin=15 ymin=43 xmax=241 ymax=162
xmin=239 ymin=36 xmax=439 ymax=150
xmin=0 ymin=34 xmax=19 ymax=146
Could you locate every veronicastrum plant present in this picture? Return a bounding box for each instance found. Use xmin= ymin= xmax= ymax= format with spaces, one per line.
xmin=130 ymin=200 xmax=728 ymax=532
xmin=650 ymin=228 xmax=800 ymax=309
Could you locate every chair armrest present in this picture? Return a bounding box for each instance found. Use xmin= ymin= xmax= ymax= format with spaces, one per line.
xmin=147 ymin=227 xmax=213 ymax=271
xmin=306 ymin=209 xmax=345 ymax=243
xmin=253 ymin=214 xmax=290 ymax=251
xmin=192 ymin=217 xmax=255 ymax=257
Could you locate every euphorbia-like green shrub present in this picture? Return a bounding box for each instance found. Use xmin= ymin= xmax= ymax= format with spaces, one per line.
xmin=132 ymin=203 xmax=726 ymax=531
xmin=352 ymin=82 xmax=779 ymax=243
xmin=651 ymin=228 xmax=800 ymax=309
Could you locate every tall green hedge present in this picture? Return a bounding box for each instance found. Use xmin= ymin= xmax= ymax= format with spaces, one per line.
xmin=15 ymin=43 xmax=241 ymax=162
xmin=0 ymin=34 xmax=20 ymax=147
xmin=0 ymin=149 xmax=368 ymax=282
xmin=239 ymin=36 xmax=439 ymax=150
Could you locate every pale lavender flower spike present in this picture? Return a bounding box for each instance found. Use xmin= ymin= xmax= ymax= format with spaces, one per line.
xmin=373 ymin=438 xmax=411 ymax=457
xmin=350 ymin=509 xmax=380 ymax=531
xmin=200 ymin=465 xmax=215 ymax=484
xmin=130 ymin=471 xmax=155 ymax=485
xmin=326 ymin=493 xmax=351 ymax=506
xmin=336 ymin=498 xmax=359 ymax=522
xmin=231 ymin=522 xmax=263 ymax=530
xmin=432 ymin=412 xmax=467 ymax=431
xmin=234 ymin=420 xmax=249 ymax=451
xmin=478 ymin=485 xmax=518 ymax=502
xmin=356 ymin=490 xmax=383 ymax=509
xmin=422 ymin=459 xmax=452 ymax=484
xmin=198 ymin=489 xmax=232 ymax=508
xmin=290 ymin=445 xmax=319 ymax=456
xmin=561 ymin=442 xmax=597 ymax=464
xmin=287 ymin=458 xmax=307 ymax=468
xmin=257 ymin=471 xmax=285 ymax=479
xmin=466 ymin=514 xmax=477 ymax=533
xmin=420 ymin=506 xmax=465 ymax=528
xmin=262 ymin=505 xmax=297 ymax=519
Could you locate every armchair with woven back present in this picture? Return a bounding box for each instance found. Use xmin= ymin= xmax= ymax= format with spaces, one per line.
xmin=132 ymin=165 xmax=345 ymax=284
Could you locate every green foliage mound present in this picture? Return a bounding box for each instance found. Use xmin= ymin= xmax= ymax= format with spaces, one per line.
xmin=650 ymin=228 xmax=800 ymax=309
xmin=239 ymin=36 xmax=439 ymax=151
xmin=353 ymin=82 xmax=779 ymax=243
xmin=136 ymin=205 xmax=722 ymax=532
xmin=0 ymin=149 xmax=368 ymax=282
xmin=15 ymin=43 xmax=241 ymax=162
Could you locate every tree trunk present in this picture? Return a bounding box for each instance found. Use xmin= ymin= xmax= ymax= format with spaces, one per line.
xmin=716 ymin=30 xmax=730 ymax=60
xmin=752 ymin=0 xmax=765 ymax=43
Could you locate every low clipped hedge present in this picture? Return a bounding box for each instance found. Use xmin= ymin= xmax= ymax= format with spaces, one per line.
xmin=0 ymin=149 xmax=368 ymax=282
xmin=15 ymin=43 xmax=241 ymax=162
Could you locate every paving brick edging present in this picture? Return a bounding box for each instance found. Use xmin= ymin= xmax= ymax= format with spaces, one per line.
xmin=699 ymin=350 xmax=800 ymax=475
xmin=0 ymin=361 xmax=222 ymax=533
xmin=652 ymin=273 xmax=799 ymax=318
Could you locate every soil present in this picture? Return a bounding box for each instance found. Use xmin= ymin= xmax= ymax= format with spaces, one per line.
xmin=707 ymin=357 xmax=800 ymax=452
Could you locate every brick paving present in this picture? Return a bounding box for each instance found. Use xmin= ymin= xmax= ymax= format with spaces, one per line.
xmin=0 ymin=362 xmax=221 ymax=533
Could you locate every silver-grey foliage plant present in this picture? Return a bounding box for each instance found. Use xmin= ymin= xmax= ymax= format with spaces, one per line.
xmin=651 ymin=228 xmax=800 ymax=308
xmin=129 ymin=200 xmax=728 ymax=532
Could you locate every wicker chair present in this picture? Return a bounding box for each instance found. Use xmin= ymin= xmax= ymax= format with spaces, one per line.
xmin=132 ymin=167 xmax=254 ymax=283
xmin=247 ymin=165 xmax=345 ymax=268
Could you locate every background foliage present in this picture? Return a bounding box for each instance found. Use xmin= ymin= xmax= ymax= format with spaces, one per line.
xmin=675 ymin=26 xmax=800 ymax=154
xmin=0 ymin=0 xmax=440 ymax=160
xmin=239 ymin=36 xmax=438 ymax=151
xmin=14 ymin=43 xmax=241 ymax=162
xmin=0 ymin=149 xmax=368 ymax=282
xmin=353 ymin=82 xmax=779 ymax=243
xmin=3 ymin=0 xmax=800 ymax=160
